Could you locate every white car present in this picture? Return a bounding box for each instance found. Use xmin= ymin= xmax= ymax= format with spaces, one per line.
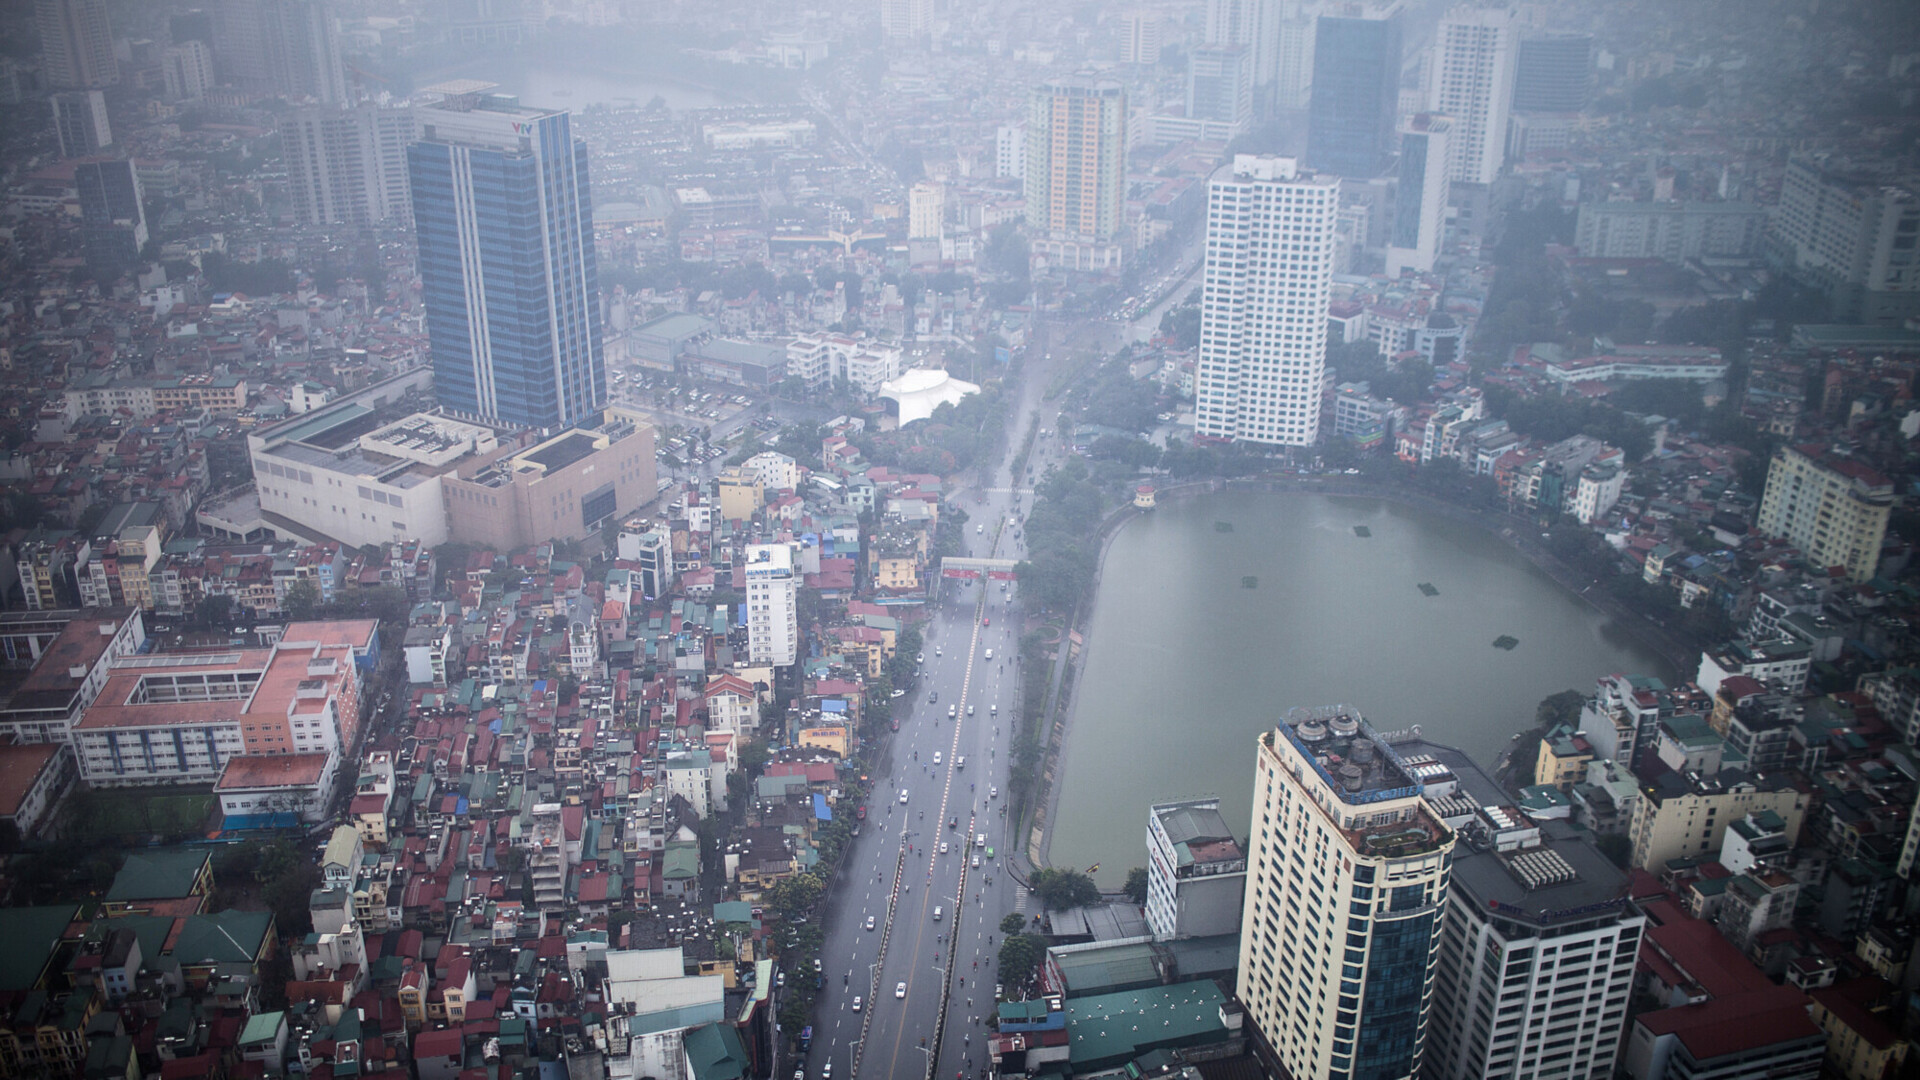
xmin=865 ymin=915 xmax=876 ymax=931
xmin=990 ymin=786 xmax=999 ymax=799
xmin=972 ymin=855 xmax=980 ymax=868
xmin=851 ymin=996 xmax=862 ymax=1012
xmin=896 ymin=981 xmax=908 ymax=998
xmin=984 ymin=649 xmax=994 ymax=660
xmin=939 ymin=841 xmax=949 ymax=854
xmin=933 ymin=751 xmax=942 ymax=765
xmin=899 ymin=789 xmax=909 ymax=804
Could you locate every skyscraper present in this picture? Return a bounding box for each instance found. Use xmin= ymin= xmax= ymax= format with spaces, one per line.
xmin=1194 ymin=155 xmax=1338 ymax=446
xmin=410 ymin=82 xmax=604 ymax=432
xmin=1236 ymin=707 xmax=1455 ymax=1080
xmin=1430 ymin=4 xmax=1517 ymax=186
xmin=36 ymin=0 xmax=117 ymax=89
xmin=1118 ymin=10 xmax=1161 ymax=66
xmin=744 ymin=543 xmax=797 ymax=667
xmin=1513 ymin=32 xmax=1593 ymax=114
xmin=1024 ymin=78 xmax=1128 ymax=270
xmin=162 ymin=40 xmax=216 ymax=101
xmin=1386 ymin=113 xmax=1450 ymax=276
xmin=76 ymin=159 xmax=147 ymax=275
xmin=1271 ymin=5 xmax=1318 ymax=111
xmin=51 ymin=90 xmax=112 ymax=158
xmin=1422 ymin=747 xmax=1645 ymax=1080
xmin=1205 ymin=0 xmax=1284 ymax=106
xmin=285 ymin=104 xmax=416 ymax=227
xmin=995 ymin=124 xmax=1026 ymax=180
xmin=879 ymin=0 xmax=930 ymax=45
xmin=212 ymin=0 xmax=347 ymax=103
xmin=1768 ymin=155 xmax=1920 ymax=325
xmin=1305 ymin=3 xmax=1403 ymax=179
xmin=1189 ymin=45 xmax=1254 ymax=132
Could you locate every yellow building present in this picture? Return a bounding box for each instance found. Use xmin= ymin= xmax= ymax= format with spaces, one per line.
xmin=1533 ymin=724 xmax=1594 ymax=792
xmin=799 ymin=725 xmax=852 ymax=757
xmin=1808 ymin=980 xmax=1908 ymax=1080
xmin=1756 ymin=444 xmax=1893 ymax=582
xmin=716 ymin=467 xmax=763 ymax=522
xmin=1629 ymin=773 xmax=1809 ymax=872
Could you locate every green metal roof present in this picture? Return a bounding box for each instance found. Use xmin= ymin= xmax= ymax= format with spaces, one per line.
xmin=105 ymin=850 xmax=210 ymax=901
xmin=1063 ymin=980 xmax=1228 ymax=1070
xmin=0 ymin=906 xmax=79 ymax=991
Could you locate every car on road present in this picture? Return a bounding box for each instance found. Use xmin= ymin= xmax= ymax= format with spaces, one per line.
xmin=856 ymin=805 xmax=867 ymax=820
xmin=865 ymin=915 xmax=876 ymax=930
xmin=949 ymin=816 xmax=957 ymax=829
xmin=813 ymin=958 xmax=822 ymax=972
xmin=990 ymin=785 xmax=999 ymax=799
xmin=929 ymin=690 xmax=938 ymax=702
xmin=972 ymin=855 xmax=980 ymax=868
xmin=932 ymin=751 xmax=942 ymax=765
xmin=990 ymin=704 xmax=998 ymax=714
xmin=851 ymin=996 xmax=862 ymax=1012
xmin=948 ymin=705 xmax=957 ymax=718
xmin=996 ymin=983 xmax=1004 ymax=999
xmin=899 ymin=789 xmax=909 ymax=804
xmin=967 ymin=705 xmax=975 ymax=716
xmin=939 ymin=841 xmax=949 ymax=854
xmin=976 ymin=524 xmax=984 ymax=534
xmin=917 ymin=652 xmax=925 ymax=662
xmin=896 ymin=982 xmax=907 ymax=998
xmin=984 ymin=649 xmax=994 ymax=660
xmin=982 ymin=616 xmax=990 ymax=626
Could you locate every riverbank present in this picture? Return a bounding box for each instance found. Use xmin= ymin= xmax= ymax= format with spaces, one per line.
xmin=1025 ymin=473 xmax=1699 ymax=876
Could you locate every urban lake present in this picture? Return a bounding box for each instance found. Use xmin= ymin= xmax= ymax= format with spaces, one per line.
xmin=1045 ymin=491 xmax=1680 ymax=887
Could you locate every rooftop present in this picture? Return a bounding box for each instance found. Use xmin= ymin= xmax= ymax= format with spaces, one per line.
xmin=215 ymin=753 xmax=333 ymax=791
xmin=2 ymin=610 xmax=136 ymax=714
xmin=0 ymin=742 xmax=66 ymax=817
xmin=1276 ymin=706 xmax=1422 ymax=803
xmin=1063 ymin=980 xmax=1230 ymax=1070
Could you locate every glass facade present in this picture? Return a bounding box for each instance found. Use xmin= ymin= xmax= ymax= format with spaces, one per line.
xmin=1306 ymin=11 xmax=1403 ymax=180
xmin=1352 ymin=910 xmax=1436 ymax=1080
xmin=410 ymin=108 xmax=604 ymax=432
xmin=1391 ymin=134 xmax=1428 ymax=250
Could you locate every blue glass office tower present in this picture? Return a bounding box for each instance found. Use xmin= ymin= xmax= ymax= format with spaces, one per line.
xmin=1305 ymin=4 xmax=1403 ymax=180
xmin=409 ymin=82 xmax=603 ymax=432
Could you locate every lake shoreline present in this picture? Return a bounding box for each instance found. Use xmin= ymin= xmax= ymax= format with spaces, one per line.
xmin=1032 ymin=475 xmax=1694 ymax=882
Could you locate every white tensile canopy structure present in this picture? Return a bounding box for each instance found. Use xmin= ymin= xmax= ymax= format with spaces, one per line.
xmin=880 ymin=368 xmax=981 ymax=426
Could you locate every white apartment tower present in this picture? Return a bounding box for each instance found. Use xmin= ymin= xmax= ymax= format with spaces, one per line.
xmin=284 ymin=104 xmax=417 ymax=227
xmin=1272 ymin=4 xmax=1318 ymax=111
xmin=1194 ymin=156 xmax=1339 ymax=446
xmin=1237 ymin=707 xmax=1456 ymax=1080
xmin=995 ymin=124 xmax=1026 ymax=180
xmin=1429 ymin=4 xmax=1516 ymax=186
xmin=879 ymin=0 xmax=930 ymax=44
xmin=1118 ymin=10 xmax=1161 ymax=66
xmin=909 ymin=181 xmax=946 ymax=240
xmin=744 ymin=543 xmax=798 ymax=667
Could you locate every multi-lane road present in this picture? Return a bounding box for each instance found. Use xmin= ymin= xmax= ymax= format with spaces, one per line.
xmin=793 ymin=334 xmax=1095 ymax=1080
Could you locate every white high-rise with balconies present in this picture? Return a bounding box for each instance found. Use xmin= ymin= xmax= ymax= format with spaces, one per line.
xmin=1429 ymin=4 xmax=1516 ymax=186
xmin=1237 ymin=706 xmax=1456 ymax=1080
xmin=1194 ymin=155 xmax=1338 ymax=446
xmin=744 ymin=543 xmax=797 ymax=667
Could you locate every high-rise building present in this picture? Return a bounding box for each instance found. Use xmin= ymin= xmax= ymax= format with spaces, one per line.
xmin=36 ymin=0 xmax=117 ymax=89
xmin=1237 ymin=707 xmax=1456 ymax=1080
xmin=1768 ymin=155 xmax=1920 ymax=326
xmin=410 ymin=82 xmax=604 ymax=432
xmin=994 ymin=124 xmax=1026 ymax=181
xmin=1145 ymin=798 xmax=1247 ymax=941
xmin=1271 ymin=4 xmax=1318 ymax=111
xmin=1755 ymin=443 xmax=1894 ymax=582
xmin=170 ymin=9 xmax=214 ymax=46
xmin=1194 ymin=155 xmax=1338 ymax=446
xmin=284 ymin=103 xmax=416 ymax=227
xmin=1423 ymin=745 xmax=1645 ymax=1080
xmin=1429 ymin=4 xmax=1517 ymax=186
xmin=879 ymin=0 xmax=930 ymax=45
xmin=51 ymin=90 xmax=111 ymax=158
xmin=744 ymin=543 xmax=797 ymax=667
xmin=1305 ymin=3 xmax=1403 ymax=179
xmin=1118 ymin=10 xmax=1161 ymax=66
xmin=1189 ymin=45 xmax=1254 ymax=133
xmin=1205 ymin=0 xmax=1285 ymax=104
xmin=161 ymin=39 xmax=215 ymax=101
xmin=76 ymin=159 xmax=147 ymax=275
xmin=212 ymin=0 xmax=347 ymax=103
xmin=1512 ymin=32 xmax=1593 ymax=114
xmin=908 ymin=180 xmax=946 ymax=240
xmin=1386 ymin=113 xmax=1450 ymax=276
xmin=1024 ymin=78 xmax=1128 ymax=269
